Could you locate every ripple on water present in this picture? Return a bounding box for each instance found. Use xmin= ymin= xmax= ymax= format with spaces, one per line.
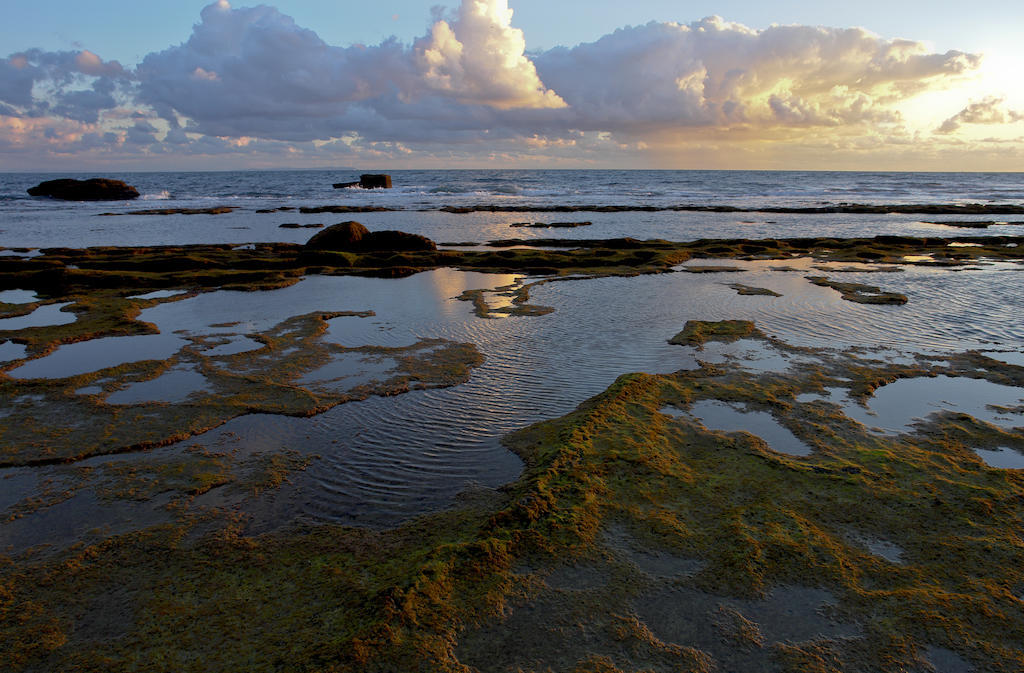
xmin=14 ymin=262 xmax=1024 ymax=527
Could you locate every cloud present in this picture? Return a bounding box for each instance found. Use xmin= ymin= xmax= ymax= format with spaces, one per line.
xmin=937 ymin=96 xmax=1024 ymax=134
xmin=0 ymin=48 xmax=129 ymax=122
xmin=533 ymin=17 xmax=977 ymax=132
xmin=134 ymin=0 xmax=562 ymax=143
xmin=0 ymin=1 xmax=1000 ymax=168
xmin=413 ymin=0 xmax=565 ymax=109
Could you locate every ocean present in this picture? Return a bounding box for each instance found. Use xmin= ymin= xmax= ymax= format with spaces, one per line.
xmin=2 ymin=169 xmax=1024 ymax=249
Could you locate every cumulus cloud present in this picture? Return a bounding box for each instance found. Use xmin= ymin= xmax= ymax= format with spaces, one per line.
xmin=937 ymin=96 xmax=1024 ymax=134
xmin=0 ymin=48 xmax=129 ymax=123
xmin=134 ymin=0 xmax=562 ymax=142
xmin=0 ymin=0 xmax=999 ymax=167
xmin=533 ymin=17 xmax=977 ymax=131
xmin=413 ymin=0 xmax=565 ymax=108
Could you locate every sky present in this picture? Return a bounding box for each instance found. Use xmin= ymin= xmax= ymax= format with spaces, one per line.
xmin=2 ymin=0 xmax=1023 ymax=171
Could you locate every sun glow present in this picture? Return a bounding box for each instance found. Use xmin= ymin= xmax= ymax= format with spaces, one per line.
xmin=899 ymin=44 xmax=1024 ymax=135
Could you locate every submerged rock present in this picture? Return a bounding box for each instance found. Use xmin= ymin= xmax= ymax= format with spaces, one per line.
xmin=305 ymin=221 xmax=436 ymax=252
xmin=27 ymin=178 xmax=140 ymax=201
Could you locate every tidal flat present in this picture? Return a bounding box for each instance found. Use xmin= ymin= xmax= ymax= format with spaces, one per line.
xmin=2 ymin=232 xmax=1024 ymax=672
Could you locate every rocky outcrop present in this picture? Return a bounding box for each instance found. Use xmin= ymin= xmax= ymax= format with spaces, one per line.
xmin=509 ymin=221 xmax=593 ymax=228
xmin=305 ymin=221 xmax=436 ymax=252
xmin=27 ymin=178 xmax=140 ymax=201
xmin=333 ymin=174 xmax=393 ymax=189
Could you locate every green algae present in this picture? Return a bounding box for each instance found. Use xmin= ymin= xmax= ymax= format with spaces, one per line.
xmin=4 ymin=340 xmax=1024 ymax=671
xmin=5 ymin=235 xmax=1024 ymax=671
xmin=456 ymin=277 xmax=566 ymax=319
xmin=680 ymin=265 xmax=746 ymax=273
xmin=806 ymin=276 xmax=909 ymax=305
xmin=727 ymin=283 xmax=783 ymax=297
xmin=669 ymin=320 xmax=764 ymax=348
xmin=0 ymin=310 xmax=483 ymax=467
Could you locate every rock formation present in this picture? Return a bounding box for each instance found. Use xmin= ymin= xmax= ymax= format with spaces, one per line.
xmin=305 ymin=221 xmax=436 ymax=251
xmin=333 ymin=174 xmax=393 ymax=189
xmin=27 ymin=178 xmax=140 ymax=201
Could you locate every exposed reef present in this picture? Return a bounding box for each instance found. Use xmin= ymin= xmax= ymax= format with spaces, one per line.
xmin=3 ymin=235 xmax=1022 ymax=321
xmin=925 ymin=220 xmax=1024 ymax=228
xmin=509 ymin=221 xmax=593 ymax=228
xmin=438 ymin=203 xmax=1024 ymax=215
xmin=98 ymin=207 xmax=237 ymax=216
xmin=3 ymin=223 xmax=1024 ymax=670
xmin=0 ymin=307 xmax=482 ymax=467
xmin=299 ymin=205 xmax=396 ymax=214
xmin=305 ymin=221 xmax=437 ymax=252
xmin=727 ymin=283 xmax=782 ymax=297
xmin=27 ymin=178 xmax=139 ymax=201
xmin=806 ymin=276 xmax=909 ymax=305
xmin=4 ymin=331 xmax=1024 ymax=671
xmin=669 ymin=319 xmax=763 ymax=347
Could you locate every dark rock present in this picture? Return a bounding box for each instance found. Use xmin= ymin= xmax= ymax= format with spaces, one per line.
xmin=509 ymin=221 xmax=593 ymax=228
xmin=361 ymin=230 xmax=436 ymax=251
xmin=28 ymin=178 xmax=140 ymax=201
xmin=279 ymin=223 xmax=324 ymax=229
xmin=299 ymin=205 xmax=395 ymax=214
xmin=359 ymin=174 xmax=392 ymax=189
xmin=305 ymin=221 xmax=369 ymax=249
xmin=304 ymin=221 xmax=436 ymax=252
xmin=333 ymin=174 xmax=393 ymax=189
xmin=98 ymin=206 xmax=235 ymax=216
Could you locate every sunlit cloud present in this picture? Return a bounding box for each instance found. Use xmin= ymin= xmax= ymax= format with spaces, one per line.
xmin=2 ymin=0 xmax=1020 ymax=169
xmin=414 ymin=0 xmax=565 ymax=109
xmin=936 ymin=96 xmax=1024 ymax=134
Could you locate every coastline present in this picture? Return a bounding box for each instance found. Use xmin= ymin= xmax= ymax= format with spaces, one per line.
xmin=2 ymin=230 xmax=1024 ymax=669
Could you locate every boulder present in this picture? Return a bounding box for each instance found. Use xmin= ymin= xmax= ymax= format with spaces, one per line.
xmin=305 ymin=221 xmax=370 ymax=249
xmin=361 ymin=230 xmax=436 ymax=252
xmin=359 ymin=174 xmax=392 ymax=189
xmin=27 ymin=178 xmax=140 ymax=201
xmin=333 ymin=174 xmax=393 ymax=189
xmin=305 ymin=221 xmax=436 ymax=252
